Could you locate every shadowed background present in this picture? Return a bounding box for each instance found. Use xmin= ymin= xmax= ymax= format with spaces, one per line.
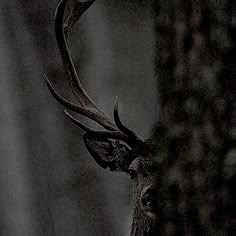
xmin=0 ymin=0 xmax=157 ymax=235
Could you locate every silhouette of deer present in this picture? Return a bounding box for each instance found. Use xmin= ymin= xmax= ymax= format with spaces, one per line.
xmin=45 ymin=0 xmax=235 ymax=235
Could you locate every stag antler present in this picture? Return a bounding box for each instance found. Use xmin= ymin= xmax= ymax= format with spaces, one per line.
xmin=45 ymin=0 xmax=144 ymax=146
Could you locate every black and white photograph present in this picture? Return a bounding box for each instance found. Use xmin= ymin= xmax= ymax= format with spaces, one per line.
xmin=0 ymin=0 xmax=235 ymax=235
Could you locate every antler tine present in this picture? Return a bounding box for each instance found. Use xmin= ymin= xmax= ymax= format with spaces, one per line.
xmin=64 ymin=110 xmax=132 ymax=144
xmin=64 ymin=0 xmax=97 ymax=38
xmin=45 ymin=74 xmax=116 ymax=130
xmin=114 ymin=97 xmax=144 ymax=142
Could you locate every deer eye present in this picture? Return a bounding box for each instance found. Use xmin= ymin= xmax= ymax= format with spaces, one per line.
xmin=128 ymin=168 xmax=137 ymax=180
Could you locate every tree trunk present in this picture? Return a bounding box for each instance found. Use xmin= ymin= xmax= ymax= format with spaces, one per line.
xmin=152 ymin=0 xmax=235 ymax=234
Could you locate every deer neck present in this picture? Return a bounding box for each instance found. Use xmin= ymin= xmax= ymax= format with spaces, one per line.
xmin=131 ymin=205 xmax=158 ymax=236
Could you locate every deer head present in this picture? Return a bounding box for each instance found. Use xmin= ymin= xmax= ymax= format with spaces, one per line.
xmin=45 ymin=0 xmax=159 ymax=232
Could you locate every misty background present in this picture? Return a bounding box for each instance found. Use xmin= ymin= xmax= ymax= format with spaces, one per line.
xmin=0 ymin=0 xmax=158 ymax=235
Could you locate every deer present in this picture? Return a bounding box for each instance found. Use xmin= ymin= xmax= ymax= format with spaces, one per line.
xmin=45 ymin=0 xmax=160 ymax=235
xmin=45 ymin=0 xmax=235 ymax=235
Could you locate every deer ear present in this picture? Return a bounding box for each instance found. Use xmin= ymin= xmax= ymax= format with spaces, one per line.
xmin=83 ymin=134 xmax=134 ymax=172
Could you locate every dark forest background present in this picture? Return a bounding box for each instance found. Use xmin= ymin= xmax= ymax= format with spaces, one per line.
xmin=0 ymin=0 xmax=157 ymax=235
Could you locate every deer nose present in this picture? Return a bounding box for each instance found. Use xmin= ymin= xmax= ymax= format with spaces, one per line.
xmin=140 ymin=184 xmax=158 ymax=219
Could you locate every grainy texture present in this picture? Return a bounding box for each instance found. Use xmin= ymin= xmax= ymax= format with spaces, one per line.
xmin=1 ymin=0 xmax=235 ymax=235
xmin=150 ymin=0 xmax=236 ymax=234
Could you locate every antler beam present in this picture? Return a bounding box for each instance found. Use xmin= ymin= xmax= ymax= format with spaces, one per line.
xmin=45 ymin=0 xmax=144 ymax=146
